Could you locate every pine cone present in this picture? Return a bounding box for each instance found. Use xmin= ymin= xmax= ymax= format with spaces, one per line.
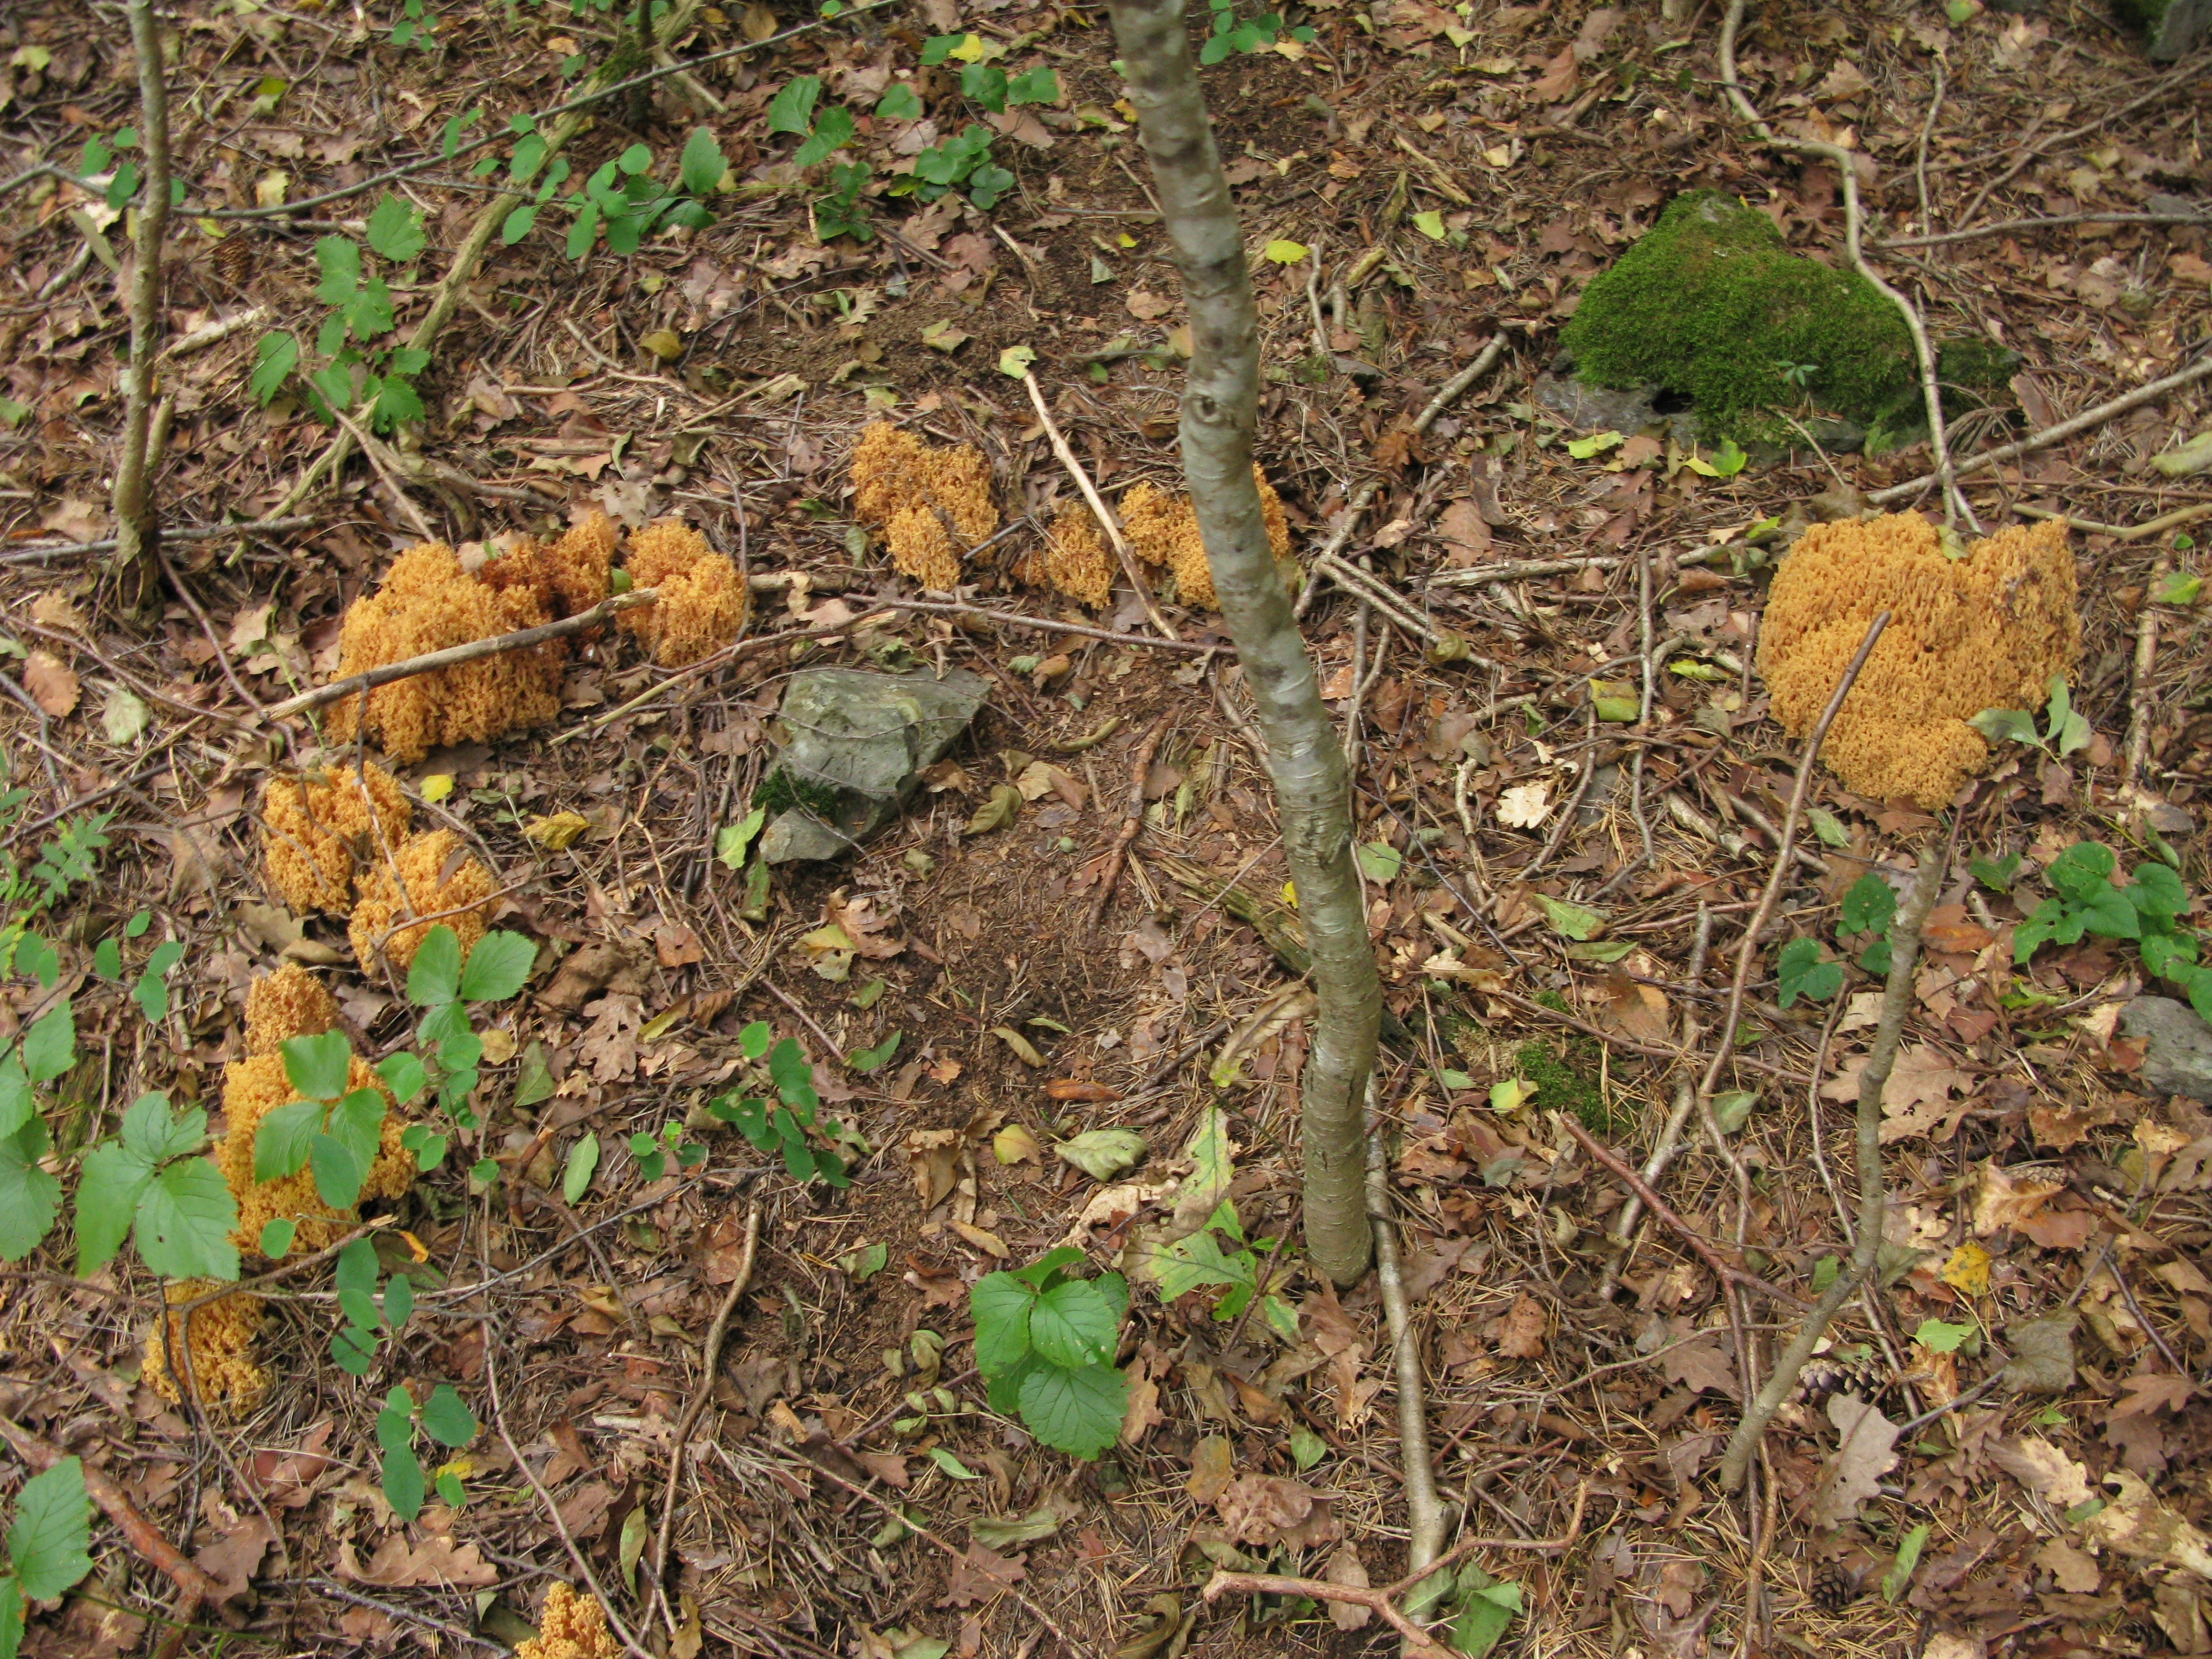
xmin=1810 ymin=1561 xmax=1859 ymax=1614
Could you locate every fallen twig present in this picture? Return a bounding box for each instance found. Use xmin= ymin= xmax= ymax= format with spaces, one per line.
xmin=1203 ymin=1484 xmax=1589 ymax=1656
xmin=2013 ymin=500 xmax=2212 ymax=542
xmin=0 ymin=1413 xmax=223 ymax=1610
xmin=1018 ymin=371 xmax=1175 ymax=640
xmin=1877 ymin=208 xmax=2212 ymax=248
xmin=865 ymin=593 xmax=1209 ymax=651
xmin=2126 ymin=558 xmax=2170 ymax=786
xmin=0 ymin=515 xmax=317 ymax=565
xmin=651 ymin=1203 xmax=761 ymax=1635
xmin=1086 ymin=713 xmax=1172 ymax=926
xmin=1426 ymin=543 xmax=1726 ymax=591
xmin=1716 ymin=834 xmax=1948 ymax=1490
xmin=1368 ymin=1094 xmax=1447 ymax=1599
xmin=111 ymin=0 xmax=173 ymax=612
xmin=260 ymin=589 xmax=659 ymax=723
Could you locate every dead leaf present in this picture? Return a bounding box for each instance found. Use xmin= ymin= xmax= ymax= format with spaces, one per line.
xmin=1125 ymin=290 xmax=1173 ymax=321
xmin=1214 ymin=1474 xmax=1340 ymax=1550
xmin=1324 ymin=1544 xmax=1372 ymax=1630
xmin=2036 ymin=1537 xmax=2103 ymax=1594
xmin=826 ymin=891 xmax=907 ymax=959
xmin=28 ymin=592 xmax=81 ymax=631
xmin=340 ymin=1532 xmax=498 ymax=1588
xmin=939 ymin=1542 xmax=1025 ymax=1607
xmin=23 ymin=650 xmax=79 ymax=716
xmin=1972 ymin=1161 xmax=2064 ymax=1235
xmin=2114 ymin=1373 xmax=2198 ymax=1420
xmin=1490 ymin=1290 xmax=1547 ymax=1359
xmin=1186 ymin=1434 xmax=1235 ymax=1505
xmin=1990 ymin=1434 xmax=2095 ymax=1508
xmin=1530 ymin=45 xmax=1577 ymax=101
xmin=1808 ymin=1394 xmax=1901 ymax=1529
xmin=195 ymin=1514 xmax=276 ymax=1601
xmin=654 ymin=919 xmax=705 ymax=968
xmin=247 ymin=1419 xmax=335 ymax=1509
xmin=905 ymin=1128 xmax=963 ymax=1211
xmin=1436 ymin=499 xmax=1493 ymax=566
xmin=1659 ymin=1335 xmax=1737 ymax=1396
xmin=2082 ymin=1469 xmax=2212 ymax=1578
xmin=1823 ymin=1043 xmax=1975 ymax=1142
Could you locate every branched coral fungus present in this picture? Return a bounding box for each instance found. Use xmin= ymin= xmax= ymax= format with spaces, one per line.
xmin=480 ymin=510 xmax=619 ymax=620
xmin=244 ymin=963 xmax=340 ymax=1057
xmin=143 ymin=1282 xmax=267 ymax=1407
xmin=516 ymin=1583 xmax=620 ymax=1659
xmin=348 ymin=828 xmax=493 ymax=973
xmin=1757 ymin=512 xmax=2079 ymax=806
xmin=213 ymin=1050 xmax=413 ymax=1254
xmin=618 ymin=518 xmax=749 ymax=666
xmin=850 ymin=421 xmax=999 ymax=591
xmin=260 ymin=762 xmax=411 ymax=913
xmin=1037 ymin=500 xmax=1115 ymax=609
xmin=1119 ymin=467 xmax=1292 ymax=611
xmin=325 ymin=542 xmax=564 ymax=763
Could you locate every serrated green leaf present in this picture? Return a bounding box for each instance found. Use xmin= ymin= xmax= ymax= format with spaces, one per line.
xmin=564 ymin=1132 xmax=599 ymax=1204
xmin=1839 ymin=873 xmax=1898 ymax=938
xmin=19 ymin=1004 xmax=73 ymax=1087
xmin=971 ymin=1272 xmax=1035 ymax=1375
xmin=769 ymin=77 xmax=822 ymax=135
xmin=364 ymin=194 xmax=426 ymax=263
xmin=459 ymin=931 xmax=535 ymax=1001
xmin=1029 ymin=1279 xmax=1121 ymax=1369
xmin=376 ymin=1051 xmax=428 ymax=1107
xmin=313 ymin=236 xmax=360 ymax=304
xmin=253 ymin=1098 xmax=322 ymax=1183
xmin=135 ymin=1159 xmax=240 ymax=1281
xmin=281 ymin=1031 xmax=353 ymax=1102
xmin=679 ymin=126 xmax=727 ymax=195
xmin=0 ymin=1123 xmax=58 ymax=1264
xmin=1355 ymin=841 xmax=1404 ymax=881
xmin=72 ymin=1141 xmax=150 ymax=1275
xmin=1015 ymin=1361 xmax=1125 ymax=1458
xmin=249 ymin=331 xmax=298 ymax=405
xmin=8 ymin=1458 xmax=91 ymax=1601
xmin=309 ymin=1133 xmax=366 ymax=1211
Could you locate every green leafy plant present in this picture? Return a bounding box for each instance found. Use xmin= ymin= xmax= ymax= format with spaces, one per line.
xmin=1402 ymin=1557 xmax=1522 ymax=1658
xmin=707 ymin=1023 xmax=853 ymax=1185
xmin=331 ymin=1234 xmax=402 ymax=1376
xmin=390 ymin=924 xmax=538 ymax=1176
xmin=1969 ymin=849 xmax=2022 ymax=893
xmin=1970 ymin=674 xmax=2091 ymax=760
xmin=72 ymin=1094 xmax=239 ymax=1282
xmin=628 ymin=1119 xmax=707 ymax=1180
xmin=769 ymin=76 xmax=858 ymax=168
xmin=813 ymin=160 xmax=876 ymax=244
xmin=1196 ymin=0 xmax=1314 ymax=62
xmin=1775 ymin=872 xmax=1898 ymax=1008
xmin=887 ymin=40 xmax=1060 ymax=210
xmin=73 ymin=127 xmax=183 ymax=212
xmin=389 ymin=0 xmax=437 ymax=47
xmin=1151 ymin=1209 xmax=1297 ymax=1340
xmin=251 ymin=193 xmax=431 ymax=432
xmin=377 ymin=1382 xmax=479 ymax=1520
xmin=0 ymin=1457 xmax=92 ymax=1659
xmin=970 ymin=1247 xmax=1128 ymax=1458
xmin=2013 ymin=842 xmax=2210 ymax=1019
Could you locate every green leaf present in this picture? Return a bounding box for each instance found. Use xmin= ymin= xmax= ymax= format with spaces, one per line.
xmin=1355 ymin=841 xmax=1404 ymax=881
xmin=1015 ymin=1361 xmax=1125 ymax=1458
xmin=839 ymin=1241 xmax=889 ymax=1281
xmin=849 ymin=1031 xmax=902 ymax=1073
xmin=618 ymin=143 xmax=654 ymax=175
xmin=0 ymin=1124 xmax=59 ymax=1264
xmin=249 ymin=331 xmax=299 ymax=405
xmin=135 ymin=1159 xmax=240 ymax=1281
xmin=1029 ymin=1279 xmax=1121 ymax=1369
xmin=738 ymin=1021 xmax=773 ymax=1061
xmin=1449 ymin=1576 xmax=1522 ymax=1658
xmin=1708 ymin=439 xmax=1748 ymax=477
xmin=0 ymin=1574 xmax=20 ymax=1659
xmin=1969 ymin=706 xmax=2040 ymax=747
xmin=2150 ymin=569 xmax=2202 ymax=606
xmin=421 ymin=1384 xmax=478 ymax=1448
xmin=1969 ymin=851 xmax=2021 ymax=892
xmin=253 ymin=1098 xmax=322 ymax=1182
xmin=459 ymin=931 xmax=535 ymax=1001
xmin=717 ymin=807 xmax=767 ymax=869
xmin=364 ymin=194 xmax=426 ymax=263
xmin=376 ymin=1051 xmax=429 ymax=1107
xmin=1412 ymin=209 xmax=1447 ymax=240
xmin=405 ymin=927 xmax=463 ymax=1006
xmin=1806 ymin=807 xmax=1851 ymax=848
xmin=928 ymin=1446 xmax=982 ymax=1479
xmin=876 ymin=82 xmax=923 ymax=120
xmin=1052 ymin=1128 xmax=1146 ymax=1181
xmin=679 ymin=126 xmax=727 ymax=195
xmin=1006 ymin=65 xmax=1059 ymax=104
xmin=513 ymin=1040 xmax=556 ymax=1109
xmin=8 ymin=1458 xmax=92 ymax=1601
xmin=382 ymin=1270 xmax=413 ymax=1333
xmin=259 ymin=1217 xmax=297 ymax=1258
xmin=382 ymin=1446 xmax=426 ymax=1522
xmin=19 ymin=1005 xmax=72 ymax=1087
xmin=313 ymin=236 xmax=360 ymax=304
xmin=502 ymin=204 xmax=537 ymax=244
xmin=1914 ymin=1318 xmax=1972 ymax=1354
xmin=1839 ymin=873 xmax=1898 ymax=939
xmin=1775 ymin=937 xmax=1842 ymax=1009
xmin=1711 ymin=1089 xmax=1759 ymax=1134
xmin=282 ymin=1031 xmax=353 ymax=1102
xmin=133 ymin=941 xmax=183 ymax=1024
xmin=2046 ymin=841 xmax=2116 ymax=903
xmin=566 ymin=200 xmax=601 ymax=260
xmin=1287 ymin=1425 xmax=1327 ymax=1470
xmin=1565 ymin=430 xmax=1624 ymax=460
xmin=309 ymin=1132 xmax=366 ymax=1210
xmin=564 ymin=1132 xmax=599 ymax=1204
xmin=769 ymin=1039 xmax=816 ymax=1107
xmin=1532 ymin=895 xmax=1604 ymax=941
xmin=1881 ymin=1522 xmax=1931 ymax=1603
xmin=769 ymin=77 xmax=822 ymax=136
xmin=969 ymin=1272 xmax=1036 ymax=1376
xmin=72 ymin=1141 xmax=150 ymax=1275
xmin=0 ymin=1064 xmax=26 ymax=1143
xmin=795 ymin=105 xmax=856 ymax=168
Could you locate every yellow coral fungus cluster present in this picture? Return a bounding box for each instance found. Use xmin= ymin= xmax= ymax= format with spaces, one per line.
xmin=213 ymin=1050 xmax=412 ymax=1253
xmin=481 ymin=512 xmax=622 ymax=620
xmin=260 ymin=762 xmax=411 ymax=914
xmin=244 ymin=963 xmax=339 ymax=1056
xmin=326 ymin=542 xmax=567 ymax=763
xmin=1039 ymin=501 xmax=1115 ymax=610
xmin=516 ymin=1583 xmax=621 ymax=1659
xmin=1119 ymin=466 xmax=1292 ymax=611
xmin=1757 ymin=513 xmax=2079 ymax=806
xmin=620 ymin=518 xmax=749 ymax=666
xmin=143 ymin=1282 xmax=268 ymax=1408
xmin=849 ymin=421 xmax=999 ymax=591
xmin=349 ymin=828 xmax=494 ymax=973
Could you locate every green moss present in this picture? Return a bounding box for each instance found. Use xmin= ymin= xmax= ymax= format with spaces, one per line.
xmin=1515 ymin=993 xmax=1618 ymax=1133
xmin=753 ymin=765 xmax=842 ymax=821
xmin=1561 ymin=189 xmax=1916 ymax=443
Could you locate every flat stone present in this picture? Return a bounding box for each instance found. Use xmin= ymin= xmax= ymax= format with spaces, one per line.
xmin=757 ymin=667 xmax=989 ymax=864
xmin=2120 ymin=995 xmax=2212 ymax=1103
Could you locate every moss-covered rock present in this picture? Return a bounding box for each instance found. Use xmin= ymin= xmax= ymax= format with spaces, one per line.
xmin=1562 ymin=190 xmax=2014 ymax=452
xmin=2114 ymin=0 xmax=2208 ymax=59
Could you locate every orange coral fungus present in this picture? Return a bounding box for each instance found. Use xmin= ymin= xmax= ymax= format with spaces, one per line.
xmin=324 ymin=542 xmax=563 ymax=763
xmin=480 ymin=511 xmax=619 ymax=620
xmin=1039 ymin=500 xmax=1115 ymax=609
xmin=260 ymin=762 xmax=410 ymax=913
xmin=244 ymin=964 xmax=340 ymax=1057
xmin=212 ymin=1051 xmax=411 ymax=1253
xmin=1118 ymin=467 xmax=1292 ymax=610
xmin=348 ymin=829 xmax=493 ymax=972
xmin=849 ymin=421 xmax=998 ymax=591
xmin=618 ymin=518 xmax=749 ymax=666
xmin=1757 ymin=513 xmax=2078 ymax=806
xmin=516 ymin=1583 xmax=620 ymax=1659
xmin=144 ymin=1281 xmax=267 ymax=1407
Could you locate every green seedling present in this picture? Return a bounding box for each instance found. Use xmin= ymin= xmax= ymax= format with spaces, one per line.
xmin=971 ymin=1247 xmax=1128 ymax=1458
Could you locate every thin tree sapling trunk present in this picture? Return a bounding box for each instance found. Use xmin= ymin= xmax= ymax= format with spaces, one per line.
xmin=1104 ymin=0 xmax=1376 ymax=1285
xmin=113 ymin=0 xmax=173 ymax=616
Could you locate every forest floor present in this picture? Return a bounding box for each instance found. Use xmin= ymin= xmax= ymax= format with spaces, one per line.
xmin=0 ymin=0 xmax=2209 ymax=1657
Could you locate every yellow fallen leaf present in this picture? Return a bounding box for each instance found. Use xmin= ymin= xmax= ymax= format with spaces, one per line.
xmin=419 ymin=774 xmax=454 ymax=804
xmin=993 ymin=1123 xmax=1043 ymax=1165
xmin=1940 ymin=1240 xmax=1992 ymax=1298
xmin=641 ymin=328 xmax=683 ymax=361
xmin=526 ymin=810 xmax=591 ymax=850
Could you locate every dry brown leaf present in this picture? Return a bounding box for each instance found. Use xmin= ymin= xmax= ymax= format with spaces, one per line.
xmin=1185 ymin=1434 xmax=1235 ymax=1505
xmin=340 ymin=1532 xmax=498 ymax=1588
xmin=195 ymin=1514 xmax=276 ymax=1602
xmin=938 ymin=1542 xmax=1025 ymax=1608
xmin=1808 ymin=1394 xmax=1901 ymax=1529
xmin=1659 ymin=1335 xmax=1737 ymax=1397
xmin=1490 ymin=1290 xmax=1548 ymax=1359
xmin=1214 ymin=1474 xmax=1340 ymax=1549
xmin=905 ymin=1128 xmax=962 ymax=1211
xmin=23 ymin=649 xmax=79 ymax=716
xmin=1324 ymin=1545 xmax=1373 ymax=1630
xmin=826 ymin=891 xmax=907 ymax=959
xmin=1824 ymin=1043 xmax=1975 ymax=1142
xmin=2036 ymin=1537 xmax=2102 ymax=1594
xmin=654 ymin=919 xmax=704 ymax=968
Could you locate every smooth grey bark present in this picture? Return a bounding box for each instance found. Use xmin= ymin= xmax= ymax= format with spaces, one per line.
xmin=1105 ymin=0 xmax=1375 ymax=1285
xmin=113 ymin=0 xmax=172 ymax=614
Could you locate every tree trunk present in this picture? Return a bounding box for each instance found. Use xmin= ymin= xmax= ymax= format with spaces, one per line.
xmin=1104 ymin=0 xmax=1375 ymax=1285
xmin=112 ymin=0 xmax=172 ymax=618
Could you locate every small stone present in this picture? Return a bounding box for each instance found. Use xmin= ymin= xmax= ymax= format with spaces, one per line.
xmin=2120 ymin=996 xmax=2212 ymax=1103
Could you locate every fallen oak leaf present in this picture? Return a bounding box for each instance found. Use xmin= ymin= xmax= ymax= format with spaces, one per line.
xmin=1808 ymin=1394 xmax=1901 ymax=1529
xmin=23 ymin=649 xmax=80 ymax=716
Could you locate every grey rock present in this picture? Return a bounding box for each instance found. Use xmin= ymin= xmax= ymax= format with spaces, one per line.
xmin=2120 ymin=995 xmax=2212 ymax=1103
xmin=2124 ymin=0 xmax=2208 ymax=59
xmin=758 ymin=667 xmax=989 ymax=864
